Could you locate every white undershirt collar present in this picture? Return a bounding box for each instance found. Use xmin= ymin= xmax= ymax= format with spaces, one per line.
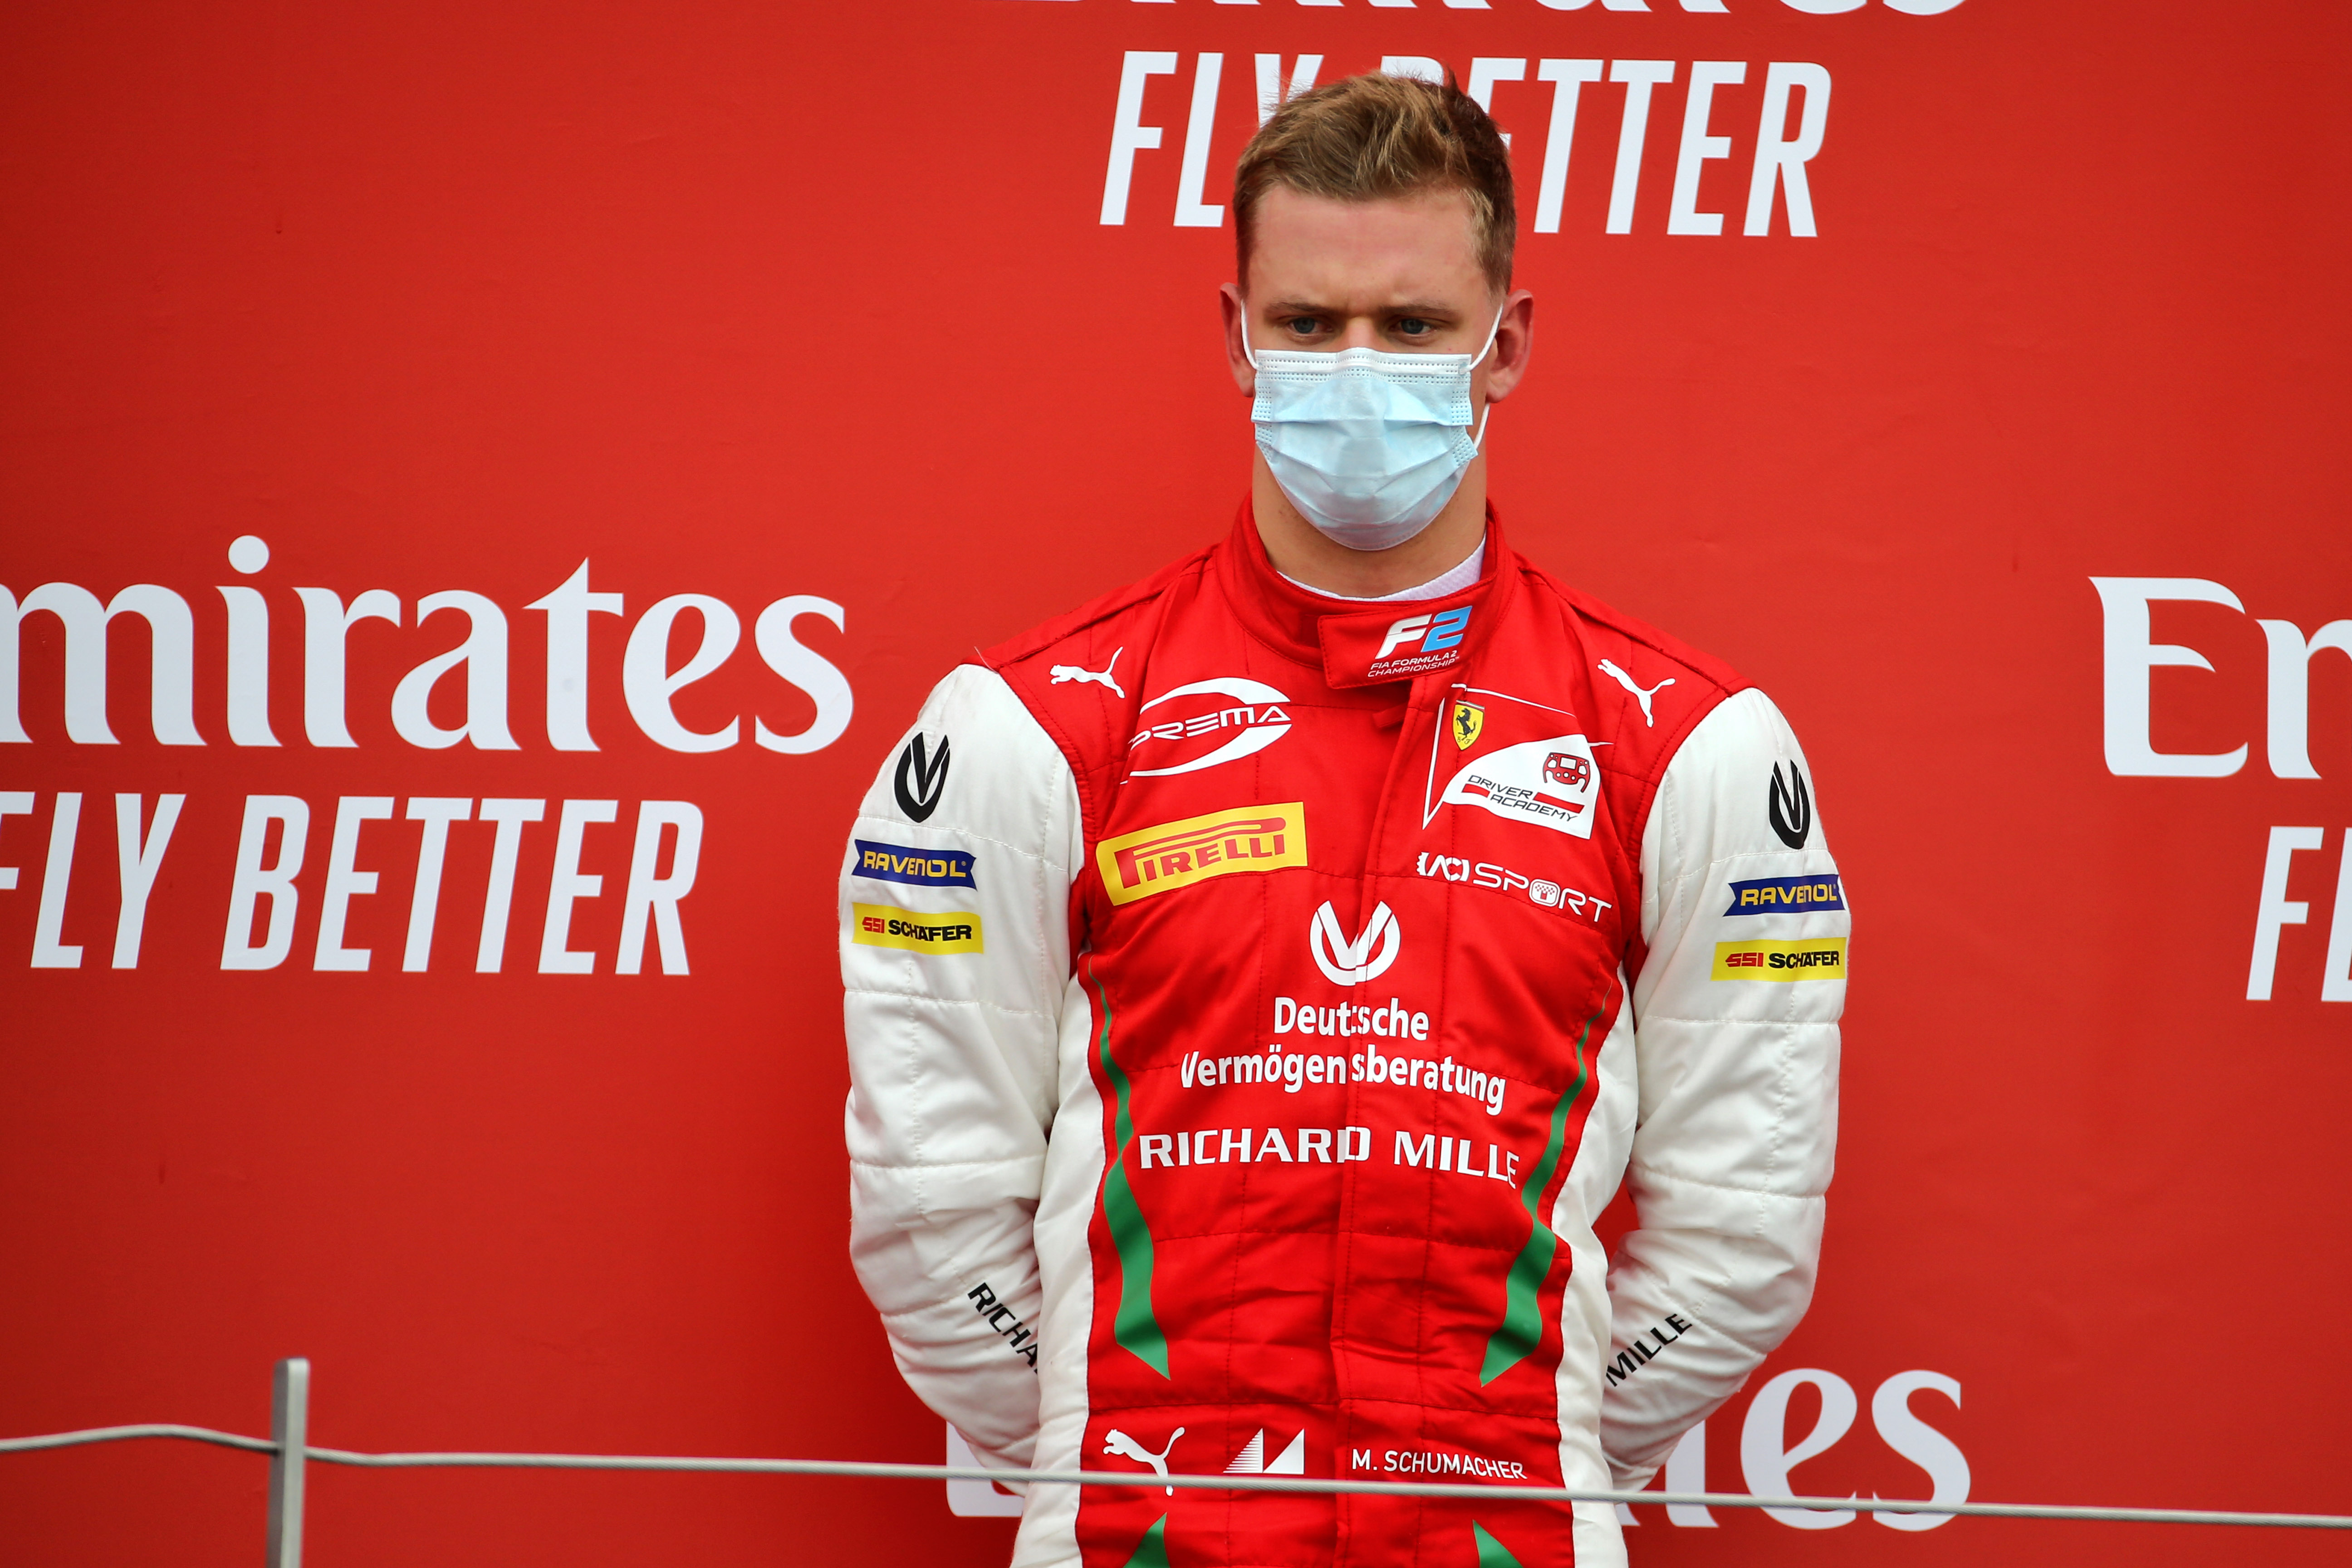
xmin=1279 ymin=537 xmax=1487 ymax=603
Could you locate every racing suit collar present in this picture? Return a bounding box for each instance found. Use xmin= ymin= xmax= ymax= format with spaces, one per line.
xmin=1220 ymin=495 xmax=1517 ymax=690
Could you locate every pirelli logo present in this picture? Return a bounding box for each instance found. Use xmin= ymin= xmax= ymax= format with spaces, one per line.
xmin=1712 ymin=937 xmax=1847 ymax=981
xmin=1097 ymin=804 xmax=1308 ymax=906
xmin=852 ymin=902 xmax=984 ymax=954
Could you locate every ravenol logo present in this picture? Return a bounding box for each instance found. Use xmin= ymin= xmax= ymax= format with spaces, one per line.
xmin=1723 ymin=873 xmax=1843 ymax=916
xmin=1377 ymin=606 xmax=1473 ymax=663
xmin=1097 ymin=804 xmax=1308 ymax=906
xmin=855 ymin=839 xmax=977 ymax=888
xmin=1711 ymin=938 xmax=1847 ymax=981
xmin=852 ymin=903 xmax=984 ymax=954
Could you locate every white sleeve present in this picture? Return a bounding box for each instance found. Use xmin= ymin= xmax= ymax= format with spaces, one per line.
xmin=841 ymin=663 xmax=1083 ymax=1472
xmin=1599 ymin=687 xmax=1847 ymax=1485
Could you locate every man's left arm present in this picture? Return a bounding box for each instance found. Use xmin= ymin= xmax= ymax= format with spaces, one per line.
xmin=1599 ymin=686 xmax=1848 ymax=1484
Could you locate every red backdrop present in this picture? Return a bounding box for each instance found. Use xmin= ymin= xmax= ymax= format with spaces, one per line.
xmin=1 ymin=2 xmax=2347 ymax=1563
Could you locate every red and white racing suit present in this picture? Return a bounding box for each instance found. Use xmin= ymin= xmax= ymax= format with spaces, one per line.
xmin=841 ymin=505 xmax=1846 ymax=1568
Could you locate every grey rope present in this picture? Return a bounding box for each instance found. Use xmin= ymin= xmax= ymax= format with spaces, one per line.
xmin=0 ymin=1423 xmax=278 ymax=1457
xmin=4 ymin=1423 xmax=2347 ymax=1530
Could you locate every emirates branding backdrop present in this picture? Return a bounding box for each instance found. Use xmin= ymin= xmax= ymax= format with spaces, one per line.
xmin=0 ymin=2 xmax=2346 ymax=1564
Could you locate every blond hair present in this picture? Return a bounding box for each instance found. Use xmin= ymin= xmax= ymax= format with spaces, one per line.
xmin=1234 ymin=72 xmax=1516 ymax=293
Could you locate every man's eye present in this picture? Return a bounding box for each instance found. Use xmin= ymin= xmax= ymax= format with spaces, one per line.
xmin=1396 ymin=318 xmax=1434 ymax=337
xmin=1285 ymin=317 xmax=1325 ymax=336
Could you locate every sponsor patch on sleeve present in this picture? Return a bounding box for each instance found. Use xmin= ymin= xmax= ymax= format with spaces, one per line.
xmin=1711 ymin=937 xmax=1847 ymax=980
xmin=853 ymin=839 xmax=977 ymax=888
xmin=852 ymin=902 xmax=985 ymax=954
xmin=1096 ymin=803 xmax=1308 ymax=906
xmin=1723 ymin=873 xmax=1843 ymax=915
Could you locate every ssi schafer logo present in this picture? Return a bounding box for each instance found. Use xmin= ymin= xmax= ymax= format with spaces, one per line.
xmin=1712 ymin=938 xmax=1847 ymax=980
xmin=852 ymin=904 xmax=984 ymax=955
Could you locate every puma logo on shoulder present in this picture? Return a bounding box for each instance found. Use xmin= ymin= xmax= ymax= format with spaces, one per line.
xmin=1597 ymin=659 xmax=1675 ymax=727
xmin=1050 ymin=648 xmax=1126 ymax=699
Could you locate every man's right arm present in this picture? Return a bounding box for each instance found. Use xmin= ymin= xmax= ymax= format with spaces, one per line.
xmin=841 ymin=663 xmax=1082 ymax=1471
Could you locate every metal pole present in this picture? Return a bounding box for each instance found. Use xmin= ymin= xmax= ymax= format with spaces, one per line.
xmin=265 ymin=1358 xmax=308 ymax=1568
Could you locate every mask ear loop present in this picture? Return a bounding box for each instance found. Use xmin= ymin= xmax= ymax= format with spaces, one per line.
xmin=1469 ymin=302 xmax=1507 ymax=450
xmin=1472 ymin=302 xmax=1506 ymax=368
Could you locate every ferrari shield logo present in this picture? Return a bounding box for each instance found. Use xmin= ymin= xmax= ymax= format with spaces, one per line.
xmin=1451 ymin=700 xmax=1485 ymax=749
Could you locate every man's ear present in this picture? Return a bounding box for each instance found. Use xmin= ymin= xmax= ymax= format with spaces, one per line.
xmin=1481 ymin=289 xmax=1536 ymax=404
xmin=1220 ymin=284 xmax=1256 ymax=397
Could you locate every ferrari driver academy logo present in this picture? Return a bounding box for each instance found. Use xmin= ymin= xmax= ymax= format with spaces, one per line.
xmin=1436 ymin=734 xmax=1600 ymax=839
xmin=1544 ymin=750 xmax=1590 ymax=791
xmin=1097 ymin=804 xmax=1308 ymax=905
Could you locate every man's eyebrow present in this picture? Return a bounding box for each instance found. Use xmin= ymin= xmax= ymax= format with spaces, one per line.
xmin=1260 ymin=298 xmax=1464 ymax=317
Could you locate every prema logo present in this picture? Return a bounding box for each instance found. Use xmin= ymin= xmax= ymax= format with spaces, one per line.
xmin=1311 ymin=900 xmax=1401 ymax=986
xmin=1127 ymin=677 xmax=1293 ymax=778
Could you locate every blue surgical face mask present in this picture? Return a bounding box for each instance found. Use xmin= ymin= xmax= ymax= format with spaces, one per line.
xmin=1246 ymin=306 xmax=1504 ymax=552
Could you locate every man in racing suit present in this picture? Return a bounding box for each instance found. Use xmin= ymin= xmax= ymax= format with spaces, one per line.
xmin=841 ymin=74 xmax=1844 ymax=1568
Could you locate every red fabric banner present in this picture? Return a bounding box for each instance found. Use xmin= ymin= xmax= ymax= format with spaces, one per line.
xmin=0 ymin=2 xmax=2345 ymax=1563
